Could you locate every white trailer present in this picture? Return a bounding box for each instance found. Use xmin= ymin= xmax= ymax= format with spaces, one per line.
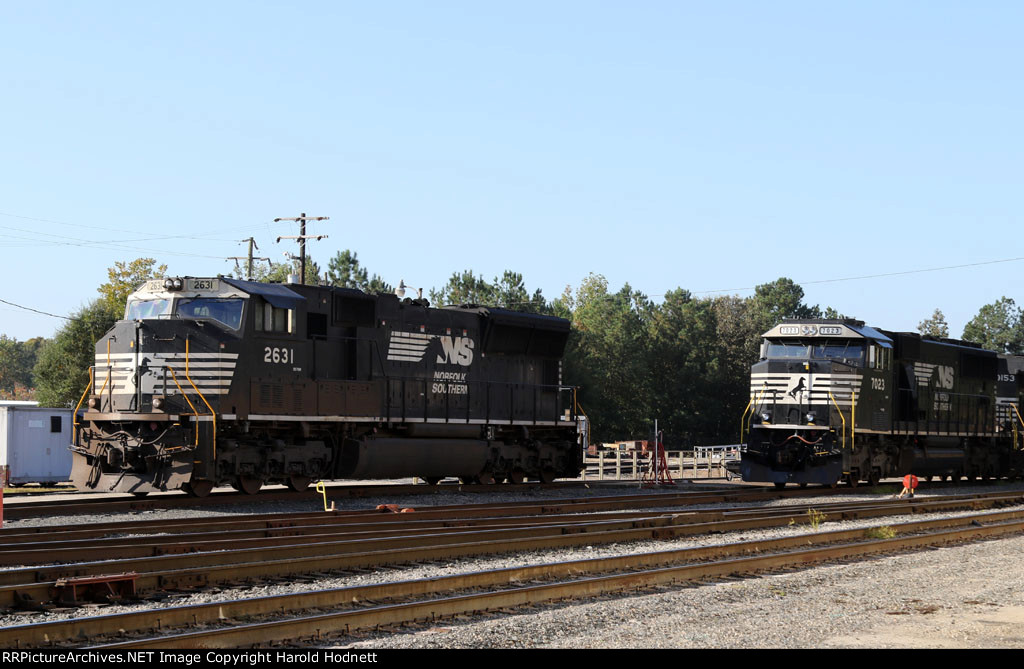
xmin=0 ymin=403 xmax=74 ymax=486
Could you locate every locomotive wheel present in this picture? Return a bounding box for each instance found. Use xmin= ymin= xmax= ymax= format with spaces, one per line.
xmin=287 ymin=474 xmax=312 ymax=492
xmin=458 ymin=475 xmax=479 ymax=485
xmin=846 ymin=475 xmax=859 ymax=488
xmin=539 ymin=469 xmax=557 ymax=484
xmin=233 ymin=475 xmax=262 ymax=495
xmin=506 ymin=470 xmax=525 ymax=484
xmin=773 ymin=482 xmax=786 ymax=489
xmin=183 ymin=480 xmax=214 ymax=498
xmin=477 ymin=472 xmax=496 ymax=485
xmin=798 ymin=482 xmax=808 ymax=489
xmin=420 ymin=477 xmax=442 ymax=486
xmin=867 ymin=469 xmax=881 ymax=486
xmin=131 ymin=491 xmax=150 ymax=498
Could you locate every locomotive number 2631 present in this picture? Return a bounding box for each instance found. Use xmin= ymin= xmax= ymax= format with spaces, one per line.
xmin=264 ymin=347 xmax=295 ymax=364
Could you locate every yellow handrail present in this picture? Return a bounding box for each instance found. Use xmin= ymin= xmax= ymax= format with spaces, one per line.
xmin=166 ymin=367 xmax=202 ymax=446
xmin=851 ymin=390 xmax=856 ymax=447
xmin=72 ymin=375 xmax=93 ymax=445
xmin=741 ymin=383 xmax=769 ymax=442
xmin=740 ymin=399 xmax=752 ymax=443
xmin=73 ymin=339 xmax=111 ymax=443
xmin=828 ymin=391 xmax=846 ymax=451
xmin=184 ymin=338 xmax=217 ymax=463
xmin=1011 ymin=404 xmax=1024 ymax=451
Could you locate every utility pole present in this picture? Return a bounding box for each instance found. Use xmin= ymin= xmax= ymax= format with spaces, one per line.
xmin=274 ymin=213 xmax=329 ymax=284
xmin=227 ymin=238 xmax=271 ymax=280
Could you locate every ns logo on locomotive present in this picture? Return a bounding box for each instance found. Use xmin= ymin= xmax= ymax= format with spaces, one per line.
xmin=71 ymin=277 xmax=583 ymax=496
xmin=741 ymin=319 xmax=1024 ymax=488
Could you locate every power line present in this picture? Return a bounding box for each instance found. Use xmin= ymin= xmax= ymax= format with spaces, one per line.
xmin=0 ymin=298 xmax=73 ymax=321
xmin=693 ymin=255 xmax=1024 ymax=296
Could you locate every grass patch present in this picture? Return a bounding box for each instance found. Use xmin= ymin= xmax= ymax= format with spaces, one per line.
xmin=865 ymin=525 xmax=897 ymax=540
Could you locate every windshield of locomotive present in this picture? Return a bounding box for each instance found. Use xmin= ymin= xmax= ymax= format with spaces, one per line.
xmin=125 ymin=298 xmax=172 ymax=320
xmin=175 ymin=297 xmax=245 ymax=329
xmin=765 ymin=339 xmax=865 ymax=365
xmin=765 ymin=340 xmax=810 ymax=359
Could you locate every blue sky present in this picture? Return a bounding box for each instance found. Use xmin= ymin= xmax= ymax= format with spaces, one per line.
xmin=1 ymin=1 xmax=1021 ymax=341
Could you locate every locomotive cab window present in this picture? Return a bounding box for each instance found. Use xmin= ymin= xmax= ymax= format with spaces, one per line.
xmin=869 ymin=345 xmax=892 ymax=370
xmin=125 ymin=298 xmax=172 ymax=320
xmin=253 ymin=299 xmax=294 ymax=334
xmin=811 ymin=340 xmax=865 ymax=366
xmin=765 ymin=341 xmax=810 ymax=358
xmin=176 ymin=298 xmax=245 ymax=330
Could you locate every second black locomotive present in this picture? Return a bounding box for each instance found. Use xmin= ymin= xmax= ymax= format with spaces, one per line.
xmin=742 ymin=318 xmax=1024 ymax=487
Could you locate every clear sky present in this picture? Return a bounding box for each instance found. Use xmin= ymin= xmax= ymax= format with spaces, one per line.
xmin=1 ymin=1 xmax=1021 ymax=341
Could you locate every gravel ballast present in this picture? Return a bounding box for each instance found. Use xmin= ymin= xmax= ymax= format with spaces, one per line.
xmin=3 ymin=481 xmax=1024 ymax=648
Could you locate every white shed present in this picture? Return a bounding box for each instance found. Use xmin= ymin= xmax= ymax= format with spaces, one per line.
xmin=0 ymin=403 xmax=74 ymax=485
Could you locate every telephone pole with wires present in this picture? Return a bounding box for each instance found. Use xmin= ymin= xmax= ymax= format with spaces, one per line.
xmin=274 ymin=213 xmax=329 ymax=284
xmin=227 ymin=238 xmax=272 ymax=280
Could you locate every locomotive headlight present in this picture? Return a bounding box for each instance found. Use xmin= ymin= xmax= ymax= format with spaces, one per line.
xmin=87 ymin=397 xmax=99 ymax=409
xmin=153 ymin=397 xmax=164 ymax=410
xmin=760 ymin=411 xmax=772 ymax=422
xmin=164 ymin=277 xmax=184 ymax=291
xmin=806 ymin=411 xmax=817 ymax=424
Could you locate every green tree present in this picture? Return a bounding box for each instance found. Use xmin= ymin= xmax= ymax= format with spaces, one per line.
xmin=710 ymin=295 xmax=762 ymax=442
xmin=429 ymin=270 xmax=495 ymax=306
xmin=563 ymin=274 xmax=652 ymax=443
xmin=98 ymin=258 xmax=168 ymax=314
xmin=326 ymin=250 xmax=369 ymax=288
xmin=263 ymin=258 xmax=322 ymax=285
xmin=647 ymin=289 xmax=721 ymax=445
xmin=918 ymin=308 xmax=950 ymax=338
xmin=430 ymin=270 xmax=547 ymax=312
xmin=963 ymin=297 xmax=1024 ymax=353
xmin=0 ymin=335 xmax=34 ymax=394
xmin=325 ymin=250 xmax=393 ymax=294
xmin=749 ymin=277 xmax=821 ymax=333
xmin=33 ymin=301 xmax=119 ymax=407
xmin=490 ymin=271 xmax=548 ymax=313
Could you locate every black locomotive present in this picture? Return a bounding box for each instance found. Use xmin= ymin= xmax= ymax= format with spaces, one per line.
xmin=741 ymin=318 xmax=1024 ymax=487
xmin=71 ymin=277 xmax=582 ymax=496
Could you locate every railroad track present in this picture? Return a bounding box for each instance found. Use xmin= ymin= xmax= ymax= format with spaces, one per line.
xmin=3 ymin=487 xmax=1015 ymax=569
xmin=1 ymin=490 xmax=1022 ymax=611
xmin=1 ymin=479 xmax=598 ymax=520
xmin=7 ymin=475 xmax=999 ymax=521
xmin=2 ymin=479 xmax=898 ymax=523
xmin=5 ymin=509 xmax=1023 ymax=648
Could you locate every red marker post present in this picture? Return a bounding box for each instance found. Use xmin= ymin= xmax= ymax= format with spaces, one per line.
xmin=897 ymin=473 xmax=919 ymax=499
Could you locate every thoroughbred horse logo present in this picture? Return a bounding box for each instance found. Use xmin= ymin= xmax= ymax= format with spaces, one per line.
xmin=788 ymin=377 xmax=806 ymax=399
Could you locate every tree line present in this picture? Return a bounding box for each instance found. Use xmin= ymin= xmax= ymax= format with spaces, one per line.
xmin=4 ymin=253 xmax=1024 ymax=448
